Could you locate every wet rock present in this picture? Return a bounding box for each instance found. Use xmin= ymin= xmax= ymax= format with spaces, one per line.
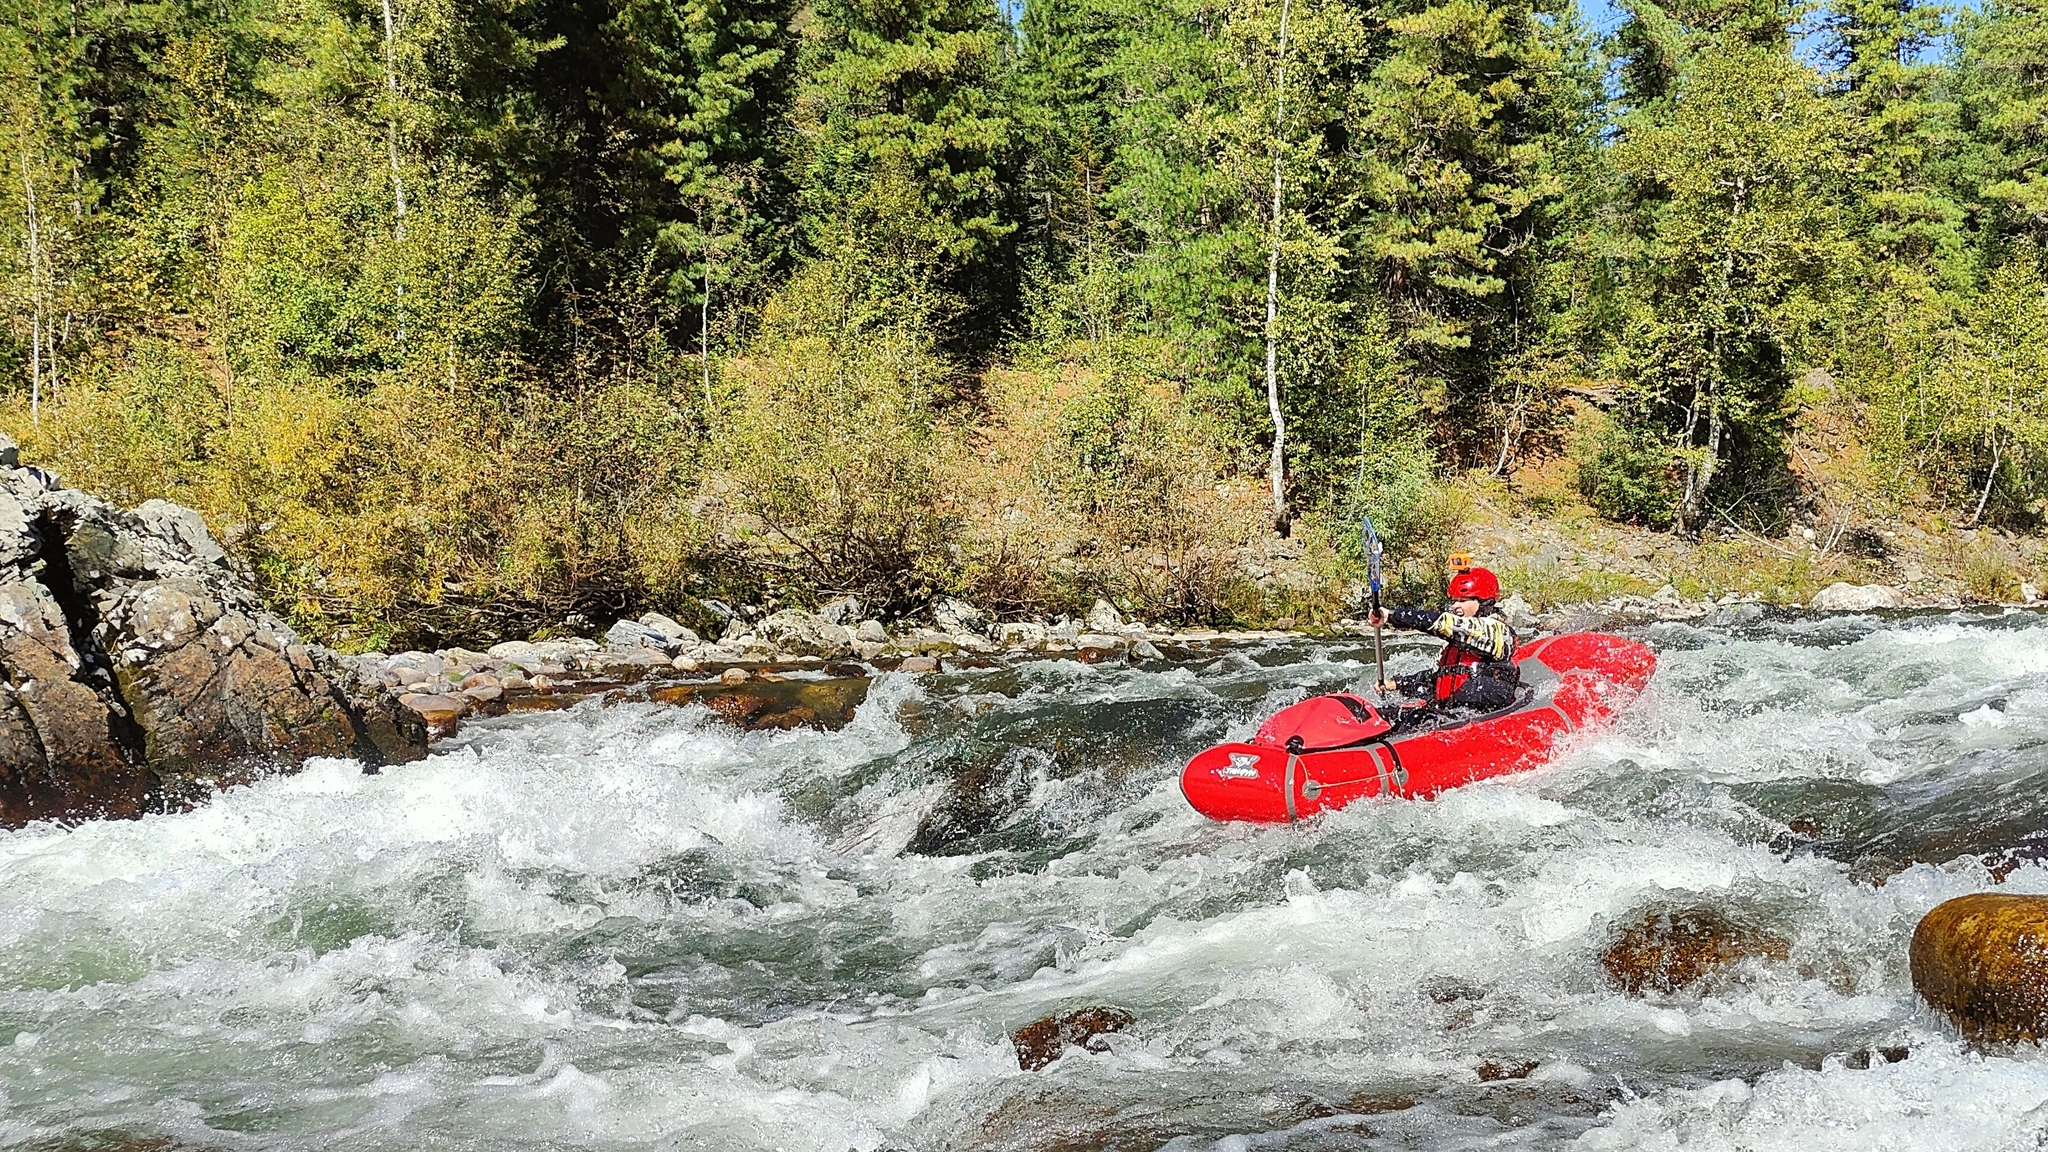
xmin=1601 ymin=905 xmax=1790 ymax=996
xmin=1477 ymin=1058 xmax=1538 ymax=1082
xmin=898 ymin=656 xmax=940 ymax=673
xmin=1342 ymin=1093 xmax=1417 ymax=1115
xmin=1911 ymin=893 xmax=2048 ymax=1044
xmin=1809 ymin=582 xmax=1903 ymax=612
xmin=1011 ymin=1006 xmax=1135 ymax=1071
xmin=906 ymin=747 xmax=1038 ymax=856
xmin=964 ymin=1083 xmax=1191 ymax=1152
xmin=0 ymin=453 xmax=424 ymax=826
xmin=1841 ymin=1046 xmax=1910 ymax=1068
xmin=0 ymin=580 xmax=154 ymax=821
xmin=651 ymin=677 xmax=869 ymax=731
xmin=1074 ymin=634 xmax=1124 ymax=664
xmin=400 ymin=693 xmax=468 ymax=738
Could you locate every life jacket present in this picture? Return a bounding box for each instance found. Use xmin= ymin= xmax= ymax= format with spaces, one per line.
xmin=1429 ymin=612 xmax=1518 ymax=701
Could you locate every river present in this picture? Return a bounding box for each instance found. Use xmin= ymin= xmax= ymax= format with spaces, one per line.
xmin=4 ymin=609 xmax=2048 ymax=1150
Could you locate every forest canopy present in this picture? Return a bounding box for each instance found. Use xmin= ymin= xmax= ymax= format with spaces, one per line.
xmin=3 ymin=0 xmax=2046 ymax=646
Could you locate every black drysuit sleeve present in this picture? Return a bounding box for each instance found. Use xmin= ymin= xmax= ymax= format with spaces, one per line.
xmin=1384 ymin=607 xmax=1516 ymax=662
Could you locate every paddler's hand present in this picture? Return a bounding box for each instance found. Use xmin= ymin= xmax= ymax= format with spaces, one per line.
xmin=1368 ymin=608 xmax=1389 ymax=627
xmin=1380 ymin=679 xmax=1398 ymax=694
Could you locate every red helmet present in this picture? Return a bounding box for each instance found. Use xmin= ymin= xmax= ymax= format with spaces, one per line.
xmin=1447 ymin=567 xmax=1499 ymax=601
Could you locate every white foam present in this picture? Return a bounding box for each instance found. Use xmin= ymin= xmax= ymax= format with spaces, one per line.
xmin=2 ymin=613 xmax=2046 ymax=1148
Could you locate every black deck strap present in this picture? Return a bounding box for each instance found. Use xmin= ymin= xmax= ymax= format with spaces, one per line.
xmin=1372 ymin=736 xmax=1408 ymax=789
xmin=1284 ymin=735 xmax=1304 ymax=823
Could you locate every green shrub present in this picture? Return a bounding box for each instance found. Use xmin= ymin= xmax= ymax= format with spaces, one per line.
xmin=1578 ymin=418 xmax=1678 ymax=529
xmin=1963 ymin=548 xmax=2021 ymax=603
xmin=952 ymin=339 xmax=1268 ymax=625
xmin=701 ymin=259 xmax=959 ymax=615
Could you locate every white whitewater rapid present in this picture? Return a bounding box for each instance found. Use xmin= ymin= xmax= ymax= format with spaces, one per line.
xmin=4 ymin=610 xmax=2048 ymax=1150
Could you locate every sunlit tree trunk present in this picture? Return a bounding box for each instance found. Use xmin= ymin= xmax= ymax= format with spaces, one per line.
xmin=1263 ymin=0 xmax=1292 ymax=537
xmin=381 ymin=0 xmax=408 ymax=346
xmin=1679 ymin=184 xmax=1743 ymax=534
xmin=702 ymin=243 xmax=713 ymax=412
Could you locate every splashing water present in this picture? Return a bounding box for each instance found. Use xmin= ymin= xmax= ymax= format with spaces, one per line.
xmin=5 ymin=610 xmax=2048 ymax=1151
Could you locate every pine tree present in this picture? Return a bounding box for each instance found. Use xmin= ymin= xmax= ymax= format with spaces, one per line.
xmin=795 ymin=0 xmax=1021 ymax=347
xmin=1355 ymin=0 xmax=1579 ymax=458
xmin=1961 ymin=0 xmax=2048 ymax=257
xmin=1609 ymin=37 xmax=1857 ymax=532
xmin=1830 ymin=0 xmax=1967 ymax=281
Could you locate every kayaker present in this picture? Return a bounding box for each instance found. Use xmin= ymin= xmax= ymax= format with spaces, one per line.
xmin=1369 ymin=565 xmax=1519 ymax=727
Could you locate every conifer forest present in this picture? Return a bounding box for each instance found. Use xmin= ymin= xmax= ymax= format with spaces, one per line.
xmin=4 ymin=0 xmax=2047 ymax=646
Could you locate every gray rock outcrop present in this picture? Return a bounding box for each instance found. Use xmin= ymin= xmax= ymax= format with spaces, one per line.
xmin=0 ymin=441 xmax=425 ymax=826
xmin=1809 ymin=582 xmax=1904 ymax=612
xmin=756 ymin=608 xmax=855 ymax=658
xmin=932 ymin=597 xmax=986 ymax=636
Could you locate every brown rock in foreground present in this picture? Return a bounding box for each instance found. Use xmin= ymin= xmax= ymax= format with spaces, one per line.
xmin=1011 ymin=1006 xmax=1135 ymax=1071
xmin=1911 ymin=893 xmax=2048 ymax=1044
xmin=1477 ymin=1058 xmax=1538 ymax=1081
xmin=0 ymin=441 xmax=425 ymax=826
xmin=1602 ymin=906 xmax=1790 ymax=996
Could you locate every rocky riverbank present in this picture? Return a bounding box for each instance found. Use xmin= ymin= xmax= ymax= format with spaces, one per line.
xmin=0 ymin=440 xmax=424 ymax=827
xmin=342 ymin=578 xmax=2031 ymax=747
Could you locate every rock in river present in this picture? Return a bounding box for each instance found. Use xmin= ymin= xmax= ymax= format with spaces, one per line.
xmin=651 ymin=676 xmax=869 ymax=731
xmin=1601 ymin=905 xmax=1789 ymax=996
xmin=1911 ymin=893 xmax=2048 ymax=1044
xmin=0 ymin=441 xmax=425 ymax=826
xmin=1011 ymin=1006 xmax=1135 ymax=1071
xmin=755 ymin=609 xmax=855 ymax=658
